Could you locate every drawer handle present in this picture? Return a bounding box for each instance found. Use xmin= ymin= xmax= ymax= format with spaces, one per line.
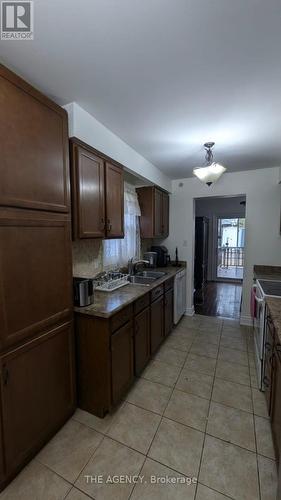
xmin=2 ymin=365 xmax=9 ymax=386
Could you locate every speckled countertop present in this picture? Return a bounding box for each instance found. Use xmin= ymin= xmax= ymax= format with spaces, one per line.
xmin=254 ymin=265 xmax=281 ymax=281
xmin=266 ymin=297 xmax=281 ymax=343
xmin=74 ymin=265 xmax=185 ymax=318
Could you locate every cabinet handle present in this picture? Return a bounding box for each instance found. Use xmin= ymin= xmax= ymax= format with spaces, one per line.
xmin=2 ymin=365 xmax=9 ymax=386
xmin=276 ymin=344 xmax=281 ymax=353
xmin=100 ymin=217 xmax=106 ymax=230
xmin=107 ymin=219 xmax=112 ymax=232
xmin=265 ymin=342 xmax=271 ymax=352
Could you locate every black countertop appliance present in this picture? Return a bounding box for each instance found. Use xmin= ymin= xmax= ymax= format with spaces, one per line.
xmin=151 ymin=245 xmax=171 ymax=267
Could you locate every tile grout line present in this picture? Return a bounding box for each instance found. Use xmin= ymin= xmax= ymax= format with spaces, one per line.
xmin=193 ymin=317 xmax=224 ymax=499
xmin=128 ymin=321 xmax=196 ymax=499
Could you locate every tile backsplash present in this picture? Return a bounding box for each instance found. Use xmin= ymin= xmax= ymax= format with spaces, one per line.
xmin=72 ymin=239 xmax=104 ymax=277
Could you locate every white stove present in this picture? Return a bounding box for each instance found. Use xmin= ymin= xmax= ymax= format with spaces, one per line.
xmin=253 ymin=279 xmax=281 ymax=390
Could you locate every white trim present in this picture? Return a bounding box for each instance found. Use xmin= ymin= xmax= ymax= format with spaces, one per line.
xmin=184 ymin=307 xmax=195 ymax=316
xmin=240 ymin=314 xmax=253 ymax=326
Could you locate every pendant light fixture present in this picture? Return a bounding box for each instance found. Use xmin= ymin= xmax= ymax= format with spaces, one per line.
xmin=193 ymin=142 xmax=226 ymax=186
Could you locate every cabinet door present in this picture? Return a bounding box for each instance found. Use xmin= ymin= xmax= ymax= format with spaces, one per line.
xmin=154 ymin=188 xmax=163 ymax=238
xmin=162 ymin=192 xmax=169 ymax=238
xmin=0 ymin=65 xmax=69 ymax=213
xmin=111 ymin=321 xmax=134 ymax=405
xmin=0 ymin=209 xmax=72 ymax=352
xmin=134 ymin=307 xmax=150 ymax=376
xmin=271 ymin=350 xmax=281 ymax=460
xmin=105 ymin=162 xmax=124 ymax=238
xmin=164 ymin=289 xmax=174 ymax=337
xmin=72 ymin=145 xmax=105 ymax=239
xmin=0 ymin=407 xmax=4 ymax=482
xmin=0 ymin=322 xmax=75 ymax=475
xmin=150 ymin=296 xmax=164 ymax=355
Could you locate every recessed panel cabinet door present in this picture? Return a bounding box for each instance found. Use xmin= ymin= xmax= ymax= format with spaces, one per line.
xmin=164 ymin=289 xmax=173 ymax=337
xmin=150 ymin=296 xmax=164 ymax=354
xmin=105 ymin=162 xmax=124 ymax=238
xmin=271 ymin=350 xmax=281 ymax=459
xmin=134 ymin=307 xmax=150 ymax=375
xmin=0 ymin=409 xmax=4 ymax=482
xmin=74 ymin=146 xmax=105 ymax=238
xmin=154 ymin=188 xmax=163 ymax=238
xmin=0 ymin=65 xmax=69 ymax=213
xmin=111 ymin=321 xmax=134 ymax=405
xmin=0 ymin=322 xmax=75 ymax=476
xmin=0 ymin=209 xmax=72 ymax=351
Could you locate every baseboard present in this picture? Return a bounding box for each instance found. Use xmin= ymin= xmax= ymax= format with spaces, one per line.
xmin=240 ymin=315 xmax=253 ymax=327
xmin=184 ymin=307 xmax=195 ymax=317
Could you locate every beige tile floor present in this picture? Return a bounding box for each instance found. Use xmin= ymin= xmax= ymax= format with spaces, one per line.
xmin=0 ymin=315 xmax=278 ymax=500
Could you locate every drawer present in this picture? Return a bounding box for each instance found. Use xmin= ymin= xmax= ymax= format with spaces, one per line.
xmin=111 ymin=304 xmax=133 ymax=332
xmin=164 ymin=277 xmax=174 ymax=292
xmin=151 ymin=284 xmax=164 ymax=302
xmin=134 ymin=294 xmax=150 ymax=315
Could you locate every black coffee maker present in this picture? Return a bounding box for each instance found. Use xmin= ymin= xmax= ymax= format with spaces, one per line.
xmin=151 ymin=245 xmax=171 ymax=267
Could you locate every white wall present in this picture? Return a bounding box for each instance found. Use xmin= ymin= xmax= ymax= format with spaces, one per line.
xmin=64 ymin=102 xmax=171 ymax=192
xmin=163 ymin=167 xmax=281 ymax=323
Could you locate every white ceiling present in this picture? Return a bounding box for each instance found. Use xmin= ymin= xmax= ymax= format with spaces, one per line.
xmin=1 ymin=0 xmax=281 ymax=179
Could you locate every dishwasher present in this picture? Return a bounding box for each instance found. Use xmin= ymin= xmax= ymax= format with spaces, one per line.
xmin=174 ymin=269 xmax=186 ymax=324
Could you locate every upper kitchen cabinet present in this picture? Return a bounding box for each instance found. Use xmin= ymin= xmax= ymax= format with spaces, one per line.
xmin=70 ymin=139 xmax=124 ymax=239
xmin=70 ymin=142 xmax=105 ymax=239
xmin=105 ymin=162 xmax=124 ymax=238
xmin=136 ymin=186 xmax=169 ymax=239
xmin=0 ymin=65 xmax=70 ymax=213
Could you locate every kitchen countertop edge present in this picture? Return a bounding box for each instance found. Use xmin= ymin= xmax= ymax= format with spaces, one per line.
xmin=74 ymin=265 xmax=186 ymax=319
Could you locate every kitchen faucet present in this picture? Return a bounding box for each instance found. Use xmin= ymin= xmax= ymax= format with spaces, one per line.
xmin=128 ymin=258 xmax=150 ymax=275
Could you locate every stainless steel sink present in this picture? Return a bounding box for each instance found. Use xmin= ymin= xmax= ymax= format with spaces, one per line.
xmin=136 ymin=271 xmax=166 ymax=278
xmin=128 ymin=275 xmax=155 ymax=285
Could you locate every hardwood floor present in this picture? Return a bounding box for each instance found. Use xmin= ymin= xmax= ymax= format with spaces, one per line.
xmin=195 ymin=281 xmax=242 ymax=319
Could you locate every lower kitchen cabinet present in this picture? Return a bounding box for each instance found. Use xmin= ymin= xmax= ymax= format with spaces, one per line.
xmin=0 ymin=413 xmax=4 ymax=482
xmin=164 ymin=288 xmax=174 ymax=337
xmin=0 ymin=321 xmax=75 ymax=479
xmin=150 ymin=296 xmax=164 ymax=355
xmin=271 ymin=347 xmax=281 ymax=460
xmin=111 ymin=321 xmax=134 ymax=405
xmin=134 ymin=307 xmax=150 ymax=376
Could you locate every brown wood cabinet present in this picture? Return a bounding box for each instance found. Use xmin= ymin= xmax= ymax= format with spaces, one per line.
xmin=0 ymin=209 xmax=73 ymax=353
xmin=0 ymin=322 xmax=75 ymax=478
xmin=271 ymin=345 xmax=281 ymax=461
xmin=150 ymin=296 xmax=164 ymax=355
xmin=75 ymin=274 xmax=176 ymax=417
xmin=0 ymin=413 xmax=4 ymax=482
xmin=164 ymin=288 xmax=174 ymax=337
xmin=0 ymin=64 xmax=75 ymax=492
xmin=134 ymin=307 xmax=150 ymax=376
xmin=136 ymin=186 xmax=169 ymax=239
xmin=111 ymin=321 xmax=134 ymax=405
xmin=71 ymin=146 xmax=105 ymax=238
xmin=70 ymin=139 xmax=124 ymax=240
xmin=105 ymin=162 xmax=124 ymax=238
xmin=0 ymin=65 xmax=70 ymax=213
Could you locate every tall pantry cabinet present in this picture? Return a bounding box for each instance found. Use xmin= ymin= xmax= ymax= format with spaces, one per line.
xmin=0 ymin=64 xmax=75 ymax=490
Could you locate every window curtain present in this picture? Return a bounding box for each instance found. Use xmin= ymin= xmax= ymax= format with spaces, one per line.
xmin=103 ymin=187 xmax=141 ymax=268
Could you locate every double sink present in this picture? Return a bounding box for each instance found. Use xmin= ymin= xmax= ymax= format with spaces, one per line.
xmin=128 ymin=270 xmax=166 ymax=285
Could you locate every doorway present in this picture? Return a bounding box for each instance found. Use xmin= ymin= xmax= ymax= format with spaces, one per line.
xmin=216 ymin=217 xmax=245 ymax=280
xmin=193 ymin=195 xmax=246 ymax=319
